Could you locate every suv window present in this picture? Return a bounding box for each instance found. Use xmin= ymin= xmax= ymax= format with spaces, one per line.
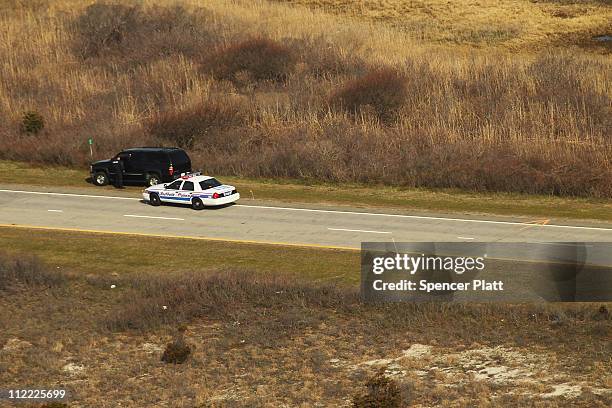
xmin=200 ymin=178 xmax=222 ymax=190
xmin=169 ymin=150 xmax=190 ymax=166
xmin=166 ymin=180 xmax=183 ymax=190
xmin=130 ymin=151 xmax=148 ymax=165
xmin=181 ymin=181 xmax=194 ymax=191
xmin=117 ymin=152 xmax=131 ymax=160
xmin=150 ymin=151 xmax=168 ymax=164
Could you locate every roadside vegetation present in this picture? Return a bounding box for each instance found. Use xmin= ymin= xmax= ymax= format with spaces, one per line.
xmin=0 ymin=0 xmax=610 ymax=197
xmin=0 ymin=246 xmax=610 ymax=406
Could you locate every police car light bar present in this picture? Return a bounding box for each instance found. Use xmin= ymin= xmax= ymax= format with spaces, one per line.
xmin=180 ymin=171 xmax=202 ymax=178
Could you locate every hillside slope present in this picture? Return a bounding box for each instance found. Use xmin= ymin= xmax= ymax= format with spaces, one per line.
xmin=0 ymin=0 xmax=610 ymax=197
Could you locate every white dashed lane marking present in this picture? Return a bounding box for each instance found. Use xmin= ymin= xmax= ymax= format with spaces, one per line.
xmin=328 ymin=227 xmax=391 ymax=234
xmin=123 ymin=214 xmax=184 ymax=221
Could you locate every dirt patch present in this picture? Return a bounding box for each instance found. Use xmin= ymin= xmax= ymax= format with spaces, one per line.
xmin=593 ymin=35 xmax=612 ymax=42
xmin=347 ymin=344 xmax=611 ymax=402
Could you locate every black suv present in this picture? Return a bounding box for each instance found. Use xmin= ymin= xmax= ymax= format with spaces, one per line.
xmin=90 ymin=147 xmax=192 ymax=187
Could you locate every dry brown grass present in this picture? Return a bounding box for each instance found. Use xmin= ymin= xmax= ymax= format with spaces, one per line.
xmin=0 ymin=0 xmax=610 ymax=196
xmin=274 ymin=0 xmax=612 ymax=52
xmin=0 ymin=251 xmax=67 ymax=291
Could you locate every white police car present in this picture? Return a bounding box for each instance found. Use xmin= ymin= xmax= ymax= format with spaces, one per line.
xmin=142 ymin=173 xmax=240 ymax=210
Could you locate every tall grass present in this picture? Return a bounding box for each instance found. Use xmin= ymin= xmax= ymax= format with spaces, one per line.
xmin=0 ymin=0 xmax=609 ymax=196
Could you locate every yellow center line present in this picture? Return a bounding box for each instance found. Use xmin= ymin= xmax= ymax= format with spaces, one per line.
xmin=0 ymin=223 xmax=360 ymax=252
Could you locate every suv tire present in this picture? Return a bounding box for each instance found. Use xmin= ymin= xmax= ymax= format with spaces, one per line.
xmin=149 ymin=193 xmax=161 ymax=206
xmin=191 ymin=198 xmax=204 ymax=210
xmin=93 ymin=171 xmax=109 ymax=186
xmin=145 ymin=172 xmax=161 ymax=187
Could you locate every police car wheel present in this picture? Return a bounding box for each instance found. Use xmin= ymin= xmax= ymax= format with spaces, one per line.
xmin=191 ymin=198 xmax=204 ymax=210
xmin=149 ymin=193 xmax=161 ymax=206
xmin=93 ymin=172 xmax=109 ymax=186
xmin=146 ymin=173 xmax=161 ymax=186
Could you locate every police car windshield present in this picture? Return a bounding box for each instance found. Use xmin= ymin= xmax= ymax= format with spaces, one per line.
xmin=200 ymin=178 xmax=222 ymax=190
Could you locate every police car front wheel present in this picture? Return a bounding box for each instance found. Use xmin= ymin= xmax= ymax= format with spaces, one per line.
xmin=191 ymin=198 xmax=205 ymax=210
xmin=149 ymin=193 xmax=161 ymax=206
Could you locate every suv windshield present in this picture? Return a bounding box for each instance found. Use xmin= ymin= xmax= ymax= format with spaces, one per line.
xmin=200 ymin=178 xmax=222 ymax=190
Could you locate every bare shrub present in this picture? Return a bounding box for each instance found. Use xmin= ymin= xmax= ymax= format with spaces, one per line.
xmin=352 ymin=368 xmax=406 ymax=408
xmin=75 ymin=2 xmax=141 ymax=58
xmin=161 ymin=326 xmax=192 ymax=364
xmin=211 ymin=37 xmax=296 ymax=83
xmin=74 ymin=2 xmax=213 ymax=60
xmin=0 ymin=252 xmax=66 ymax=291
xmin=147 ymin=99 xmax=247 ymax=149
xmin=332 ymin=68 xmax=407 ymax=121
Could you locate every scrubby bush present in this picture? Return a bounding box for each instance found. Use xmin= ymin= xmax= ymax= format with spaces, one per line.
xmin=75 ymin=2 xmax=140 ymax=58
xmin=352 ymin=369 xmax=406 ymax=408
xmin=161 ymin=325 xmax=192 ymax=364
xmin=147 ymin=99 xmax=246 ymax=149
xmin=212 ymin=37 xmax=296 ymax=83
xmin=332 ymin=68 xmax=407 ymax=121
xmin=20 ymin=111 xmax=44 ymax=134
xmin=74 ymin=2 xmax=212 ymax=61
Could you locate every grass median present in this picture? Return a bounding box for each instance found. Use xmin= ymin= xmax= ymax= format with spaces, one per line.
xmin=1 ymin=160 xmax=611 ymax=222
xmin=0 ymin=226 xmax=359 ymax=283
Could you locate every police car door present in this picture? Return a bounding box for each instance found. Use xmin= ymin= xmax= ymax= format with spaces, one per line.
xmin=161 ymin=179 xmax=183 ymax=203
xmin=177 ymin=180 xmax=195 ymax=204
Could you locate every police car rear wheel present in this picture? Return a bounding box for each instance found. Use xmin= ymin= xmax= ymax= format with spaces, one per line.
xmin=191 ymin=198 xmax=204 ymax=210
xmin=149 ymin=193 xmax=161 ymax=206
xmin=93 ymin=172 xmax=109 ymax=186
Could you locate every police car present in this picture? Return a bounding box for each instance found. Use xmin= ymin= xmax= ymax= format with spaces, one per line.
xmin=142 ymin=172 xmax=239 ymax=210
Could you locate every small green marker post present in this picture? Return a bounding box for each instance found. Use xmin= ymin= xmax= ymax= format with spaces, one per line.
xmin=88 ymin=137 xmax=94 ymax=158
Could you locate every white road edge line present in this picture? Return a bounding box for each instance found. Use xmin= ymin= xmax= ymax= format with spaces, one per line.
xmin=124 ymin=214 xmax=184 ymax=221
xmin=47 ymin=209 xmax=63 ymax=213
xmin=328 ymin=227 xmax=391 ymax=234
xmin=1 ymin=188 xmax=611 ymax=232
xmin=238 ymin=205 xmax=612 ymax=232
xmin=457 ymin=236 xmax=475 ymax=240
xmin=0 ymin=189 xmax=138 ymax=200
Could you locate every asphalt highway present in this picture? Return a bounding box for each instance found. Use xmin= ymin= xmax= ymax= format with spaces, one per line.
xmin=1 ymin=186 xmax=611 ymax=251
xmin=2 ymin=186 xmax=610 ymax=300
